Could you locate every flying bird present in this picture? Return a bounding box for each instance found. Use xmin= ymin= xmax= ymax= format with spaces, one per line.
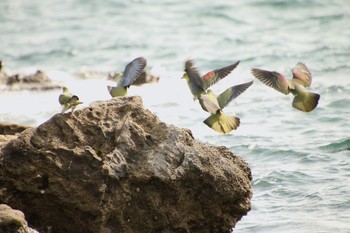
xmin=182 ymin=59 xmax=240 ymax=99
xmin=251 ymin=62 xmax=320 ymax=112
xmin=58 ymin=87 xmax=83 ymax=113
xmin=108 ymin=57 xmax=147 ymax=97
xmin=199 ymin=81 xmax=253 ymax=134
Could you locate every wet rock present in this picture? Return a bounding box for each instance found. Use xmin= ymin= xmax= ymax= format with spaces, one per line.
xmin=0 ymin=96 xmax=252 ymax=233
xmin=0 ymin=204 xmax=39 ymax=233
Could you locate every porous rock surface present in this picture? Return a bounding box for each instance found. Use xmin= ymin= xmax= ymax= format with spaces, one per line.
xmin=0 ymin=204 xmax=39 ymax=233
xmin=0 ymin=96 xmax=252 ymax=233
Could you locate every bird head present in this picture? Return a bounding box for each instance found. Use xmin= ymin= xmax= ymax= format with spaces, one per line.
xmin=62 ymin=86 xmax=69 ymax=93
xmin=181 ymin=72 xmax=189 ymax=81
xmin=70 ymin=95 xmax=83 ymax=105
xmin=115 ymin=72 xmax=123 ymax=80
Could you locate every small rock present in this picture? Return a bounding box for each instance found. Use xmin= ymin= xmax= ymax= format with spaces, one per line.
xmin=0 ymin=122 xmax=32 ymax=135
xmin=0 ymin=204 xmax=39 ymax=233
xmin=132 ymin=69 xmax=160 ymax=86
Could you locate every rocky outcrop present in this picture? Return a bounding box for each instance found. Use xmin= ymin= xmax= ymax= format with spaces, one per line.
xmin=0 ymin=204 xmax=39 ymax=233
xmin=0 ymin=122 xmax=32 ymax=135
xmin=0 ymin=122 xmax=32 ymax=148
xmin=1 ymin=70 xmax=61 ymax=91
xmin=0 ymin=96 xmax=252 ymax=233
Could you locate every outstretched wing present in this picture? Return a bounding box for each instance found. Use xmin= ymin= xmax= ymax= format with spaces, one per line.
xmin=292 ymin=62 xmax=312 ymax=87
xmin=184 ymin=60 xmax=206 ymax=96
xmin=251 ymin=68 xmax=290 ymax=95
xmin=119 ymin=57 xmax=147 ymax=87
xmin=217 ymin=81 xmax=253 ymax=109
xmin=58 ymin=88 xmax=73 ymax=105
xmin=202 ymin=61 xmax=240 ymax=90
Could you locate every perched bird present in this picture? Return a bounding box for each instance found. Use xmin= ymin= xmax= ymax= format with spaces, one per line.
xmin=58 ymin=87 xmax=83 ymax=113
xmin=199 ymin=81 xmax=253 ymax=134
xmin=251 ymin=62 xmax=320 ymax=112
xmin=107 ymin=57 xmax=147 ymax=97
xmin=182 ymin=60 xmax=240 ymax=99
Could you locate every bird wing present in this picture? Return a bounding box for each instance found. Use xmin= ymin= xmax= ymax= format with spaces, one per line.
xmin=185 ymin=60 xmax=206 ymax=95
xmin=59 ymin=92 xmax=72 ymax=105
xmin=292 ymin=62 xmax=312 ymax=87
xmin=217 ymin=81 xmax=253 ymax=109
xmin=118 ymin=57 xmax=147 ymax=87
xmin=201 ymin=61 xmax=240 ymax=90
xmin=251 ymin=68 xmax=290 ymax=94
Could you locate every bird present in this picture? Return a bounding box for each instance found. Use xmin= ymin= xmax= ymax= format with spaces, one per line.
xmin=58 ymin=87 xmax=83 ymax=113
xmin=199 ymin=81 xmax=253 ymax=134
xmin=251 ymin=62 xmax=320 ymax=112
xmin=182 ymin=59 xmax=240 ymax=99
xmin=107 ymin=57 xmax=147 ymax=97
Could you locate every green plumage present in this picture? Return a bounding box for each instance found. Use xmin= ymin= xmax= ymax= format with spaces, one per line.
xmin=251 ymin=62 xmax=320 ymax=112
xmin=198 ymin=81 xmax=253 ymax=134
xmin=108 ymin=57 xmax=147 ymax=97
xmin=58 ymin=87 xmax=83 ymax=113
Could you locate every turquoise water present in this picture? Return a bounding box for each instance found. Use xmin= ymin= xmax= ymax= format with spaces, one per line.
xmin=1 ymin=0 xmax=350 ymax=232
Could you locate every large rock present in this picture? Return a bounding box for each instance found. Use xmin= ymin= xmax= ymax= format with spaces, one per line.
xmin=0 ymin=96 xmax=252 ymax=233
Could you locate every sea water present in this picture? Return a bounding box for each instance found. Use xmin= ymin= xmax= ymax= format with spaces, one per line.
xmin=0 ymin=0 xmax=349 ymax=232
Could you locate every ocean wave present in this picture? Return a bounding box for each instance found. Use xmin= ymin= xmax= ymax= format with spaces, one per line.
xmin=318 ymin=138 xmax=350 ymax=153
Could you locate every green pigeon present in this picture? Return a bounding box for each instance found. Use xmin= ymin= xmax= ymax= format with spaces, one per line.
xmin=182 ymin=59 xmax=240 ymax=99
xmin=58 ymin=87 xmax=83 ymax=113
xmin=108 ymin=57 xmax=147 ymax=97
xmin=199 ymin=81 xmax=253 ymax=134
xmin=251 ymin=62 xmax=320 ymax=112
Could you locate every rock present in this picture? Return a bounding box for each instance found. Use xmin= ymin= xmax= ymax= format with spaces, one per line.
xmin=6 ymin=74 xmax=20 ymax=85
xmin=2 ymin=70 xmax=61 ymax=91
xmin=0 ymin=122 xmax=32 ymax=149
xmin=0 ymin=204 xmax=39 ymax=233
xmin=0 ymin=96 xmax=252 ymax=233
xmin=22 ymin=70 xmax=50 ymax=84
xmin=107 ymin=70 xmax=160 ymax=86
xmin=132 ymin=70 xmax=160 ymax=86
xmin=0 ymin=135 xmax=17 ymax=149
xmin=0 ymin=122 xmax=32 ymax=135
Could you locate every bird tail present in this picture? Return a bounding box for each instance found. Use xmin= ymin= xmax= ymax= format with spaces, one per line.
xmin=292 ymin=91 xmax=320 ymax=112
xmin=203 ymin=111 xmax=240 ymax=134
